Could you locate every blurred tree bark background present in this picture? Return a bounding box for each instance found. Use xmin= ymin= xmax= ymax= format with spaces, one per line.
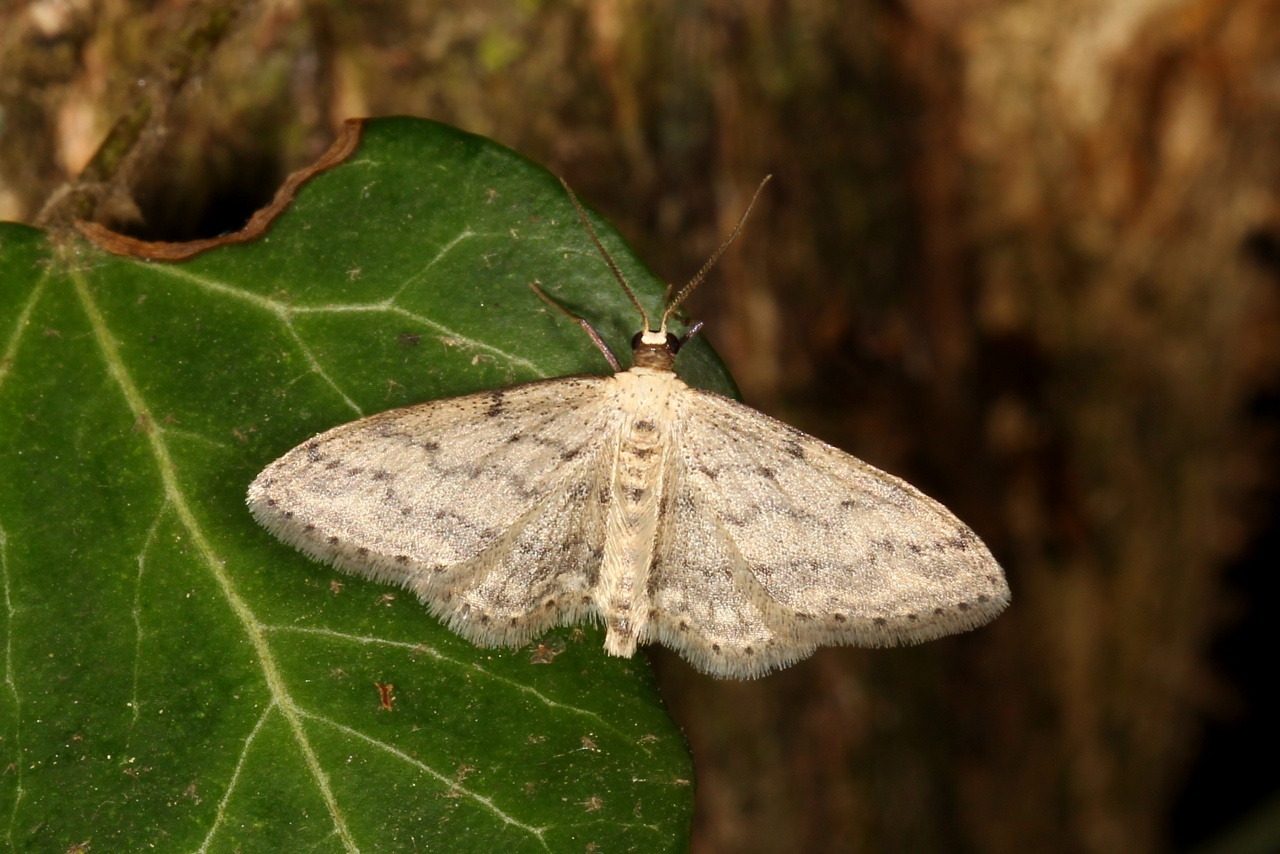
xmin=4 ymin=1 xmax=1278 ymax=851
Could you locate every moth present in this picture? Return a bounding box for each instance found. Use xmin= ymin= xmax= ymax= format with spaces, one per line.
xmin=247 ymin=178 xmax=1009 ymax=678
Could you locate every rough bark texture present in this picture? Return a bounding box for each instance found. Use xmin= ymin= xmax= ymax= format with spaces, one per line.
xmin=3 ymin=1 xmax=1278 ymax=851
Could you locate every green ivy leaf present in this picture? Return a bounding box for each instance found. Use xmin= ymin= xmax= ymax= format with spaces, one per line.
xmin=0 ymin=118 xmax=734 ymax=852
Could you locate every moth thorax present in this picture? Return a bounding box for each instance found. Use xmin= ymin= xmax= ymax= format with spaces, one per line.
xmin=630 ymin=330 xmax=680 ymax=371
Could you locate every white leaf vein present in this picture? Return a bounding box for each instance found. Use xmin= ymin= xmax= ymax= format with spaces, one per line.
xmin=70 ymin=269 xmax=361 ymax=852
xmin=261 ymin=625 xmax=627 ymax=740
xmin=294 ymin=706 xmax=550 ymax=850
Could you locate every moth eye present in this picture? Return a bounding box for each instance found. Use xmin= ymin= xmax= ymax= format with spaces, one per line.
xmin=666 ymin=332 xmax=681 ymax=352
xmin=630 ymin=331 xmax=644 ymax=349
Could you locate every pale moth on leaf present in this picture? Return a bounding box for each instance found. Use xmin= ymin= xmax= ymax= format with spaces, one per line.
xmin=247 ymin=178 xmax=1010 ymax=678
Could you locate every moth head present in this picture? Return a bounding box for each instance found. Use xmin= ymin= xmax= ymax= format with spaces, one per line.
xmin=630 ymin=329 xmax=682 ymax=371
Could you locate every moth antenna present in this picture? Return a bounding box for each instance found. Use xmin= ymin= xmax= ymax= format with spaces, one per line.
xmin=561 ymin=178 xmax=652 ymax=332
xmin=660 ymin=175 xmax=772 ymax=333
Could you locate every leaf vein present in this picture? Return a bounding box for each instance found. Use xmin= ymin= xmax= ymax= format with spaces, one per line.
xmin=261 ymin=625 xmax=627 ymax=739
xmin=70 ymin=270 xmax=361 ymax=853
xmin=295 ymin=706 xmax=550 ymax=849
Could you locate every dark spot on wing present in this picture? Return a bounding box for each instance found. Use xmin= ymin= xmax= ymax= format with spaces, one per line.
xmin=756 ymin=466 xmax=777 ymax=480
xmin=507 ymin=434 xmax=522 ymax=443
xmin=634 ymin=419 xmax=656 ymax=433
xmin=832 ymin=613 xmax=847 ymax=623
xmin=785 ymin=441 xmax=806 ymax=460
xmin=371 ymin=469 xmax=391 ymax=481
xmin=306 ymin=442 xmax=321 ymax=461
xmin=625 ymin=487 xmax=645 ymax=502
xmin=484 ymin=390 xmax=506 ymax=418
xmin=561 ymin=447 xmax=582 ymax=461
xmin=422 ymin=440 xmax=440 ymax=452
xmin=873 ymin=617 xmax=887 ymax=626
xmin=395 ymin=555 xmax=409 ymax=564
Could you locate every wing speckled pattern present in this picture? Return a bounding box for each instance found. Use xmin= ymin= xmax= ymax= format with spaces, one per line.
xmin=247 ymin=177 xmax=1009 ymax=679
xmin=642 ymin=388 xmax=1008 ymax=677
xmin=248 ymin=376 xmax=623 ymax=647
